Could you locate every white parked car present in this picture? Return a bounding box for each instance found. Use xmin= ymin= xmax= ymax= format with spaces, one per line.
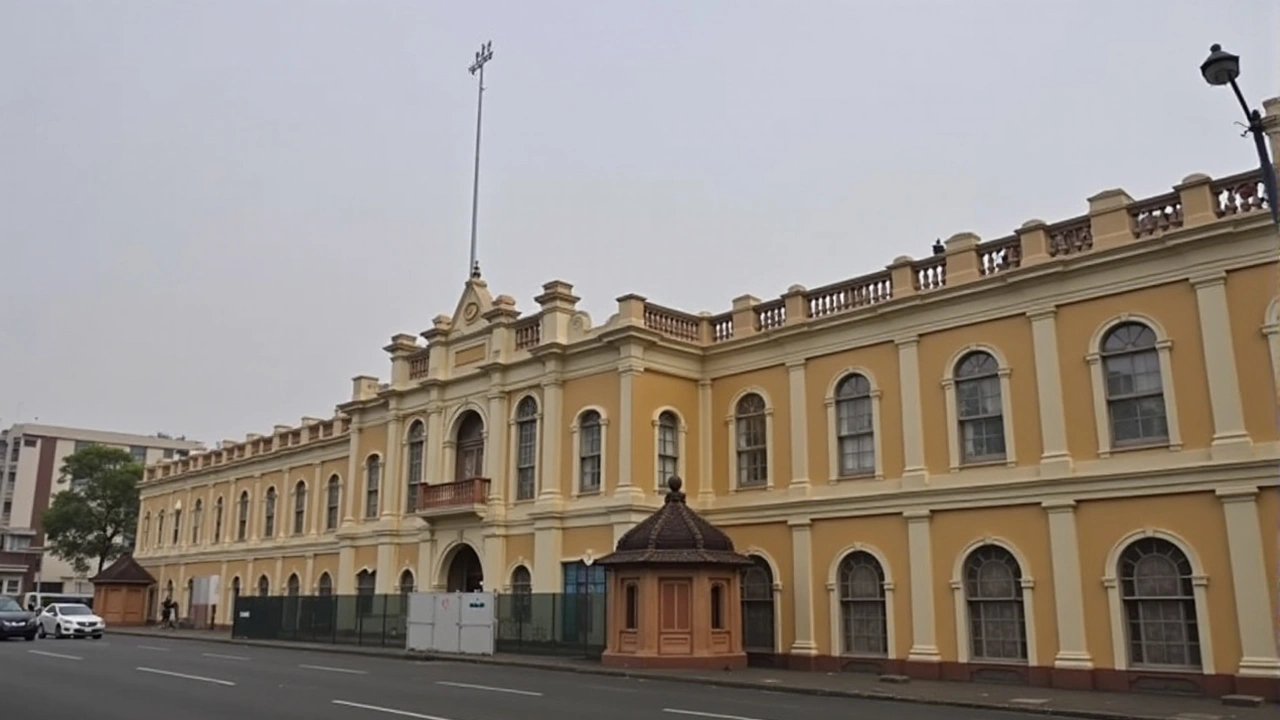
xmin=38 ymin=603 xmax=105 ymax=639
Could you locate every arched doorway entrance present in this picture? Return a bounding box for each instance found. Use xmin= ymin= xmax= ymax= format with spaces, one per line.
xmin=454 ymin=411 xmax=485 ymax=481
xmin=741 ymin=555 xmax=777 ymax=666
xmin=445 ymin=544 xmax=484 ymax=592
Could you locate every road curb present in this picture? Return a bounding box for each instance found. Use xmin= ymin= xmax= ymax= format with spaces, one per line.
xmin=105 ymin=630 xmax=1193 ymax=720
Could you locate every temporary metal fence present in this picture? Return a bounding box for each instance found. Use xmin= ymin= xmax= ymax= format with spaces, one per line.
xmin=231 ymin=594 xmax=407 ymax=648
xmin=494 ymin=592 xmax=606 ymax=658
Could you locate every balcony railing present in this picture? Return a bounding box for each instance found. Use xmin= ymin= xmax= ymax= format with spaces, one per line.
xmin=417 ymin=477 xmax=490 ymax=513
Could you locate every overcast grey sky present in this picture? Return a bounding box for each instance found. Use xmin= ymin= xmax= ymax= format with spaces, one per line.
xmin=0 ymin=1 xmax=1275 ymax=444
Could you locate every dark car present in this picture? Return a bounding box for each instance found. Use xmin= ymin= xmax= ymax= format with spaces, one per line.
xmin=0 ymin=595 xmax=38 ymax=641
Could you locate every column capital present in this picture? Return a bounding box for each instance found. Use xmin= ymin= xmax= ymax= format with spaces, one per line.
xmin=1026 ymin=306 xmax=1058 ymax=322
xmin=903 ymin=509 xmax=931 ymax=521
xmin=1041 ymin=499 xmax=1077 ymax=513
xmin=1189 ymin=271 xmax=1228 ymax=289
xmin=1215 ymin=486 xmax=1259 ymax=503
xmin=785 ymin=359 xmax=807 ymax=371
xmin=894 ymin=335 xmax=920 ymax=348
xmin=787 ymin=517 xmax=812 ymax=528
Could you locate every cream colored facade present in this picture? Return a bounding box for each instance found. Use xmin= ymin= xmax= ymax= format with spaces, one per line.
xmin=138 ymin=141 xmax=1280 ymax=693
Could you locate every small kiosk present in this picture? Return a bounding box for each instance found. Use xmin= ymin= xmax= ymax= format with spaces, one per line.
xmin=90 ymin=554 xmax=155 ymax=626
xmin=596 ymin=477 xmax=753 ymax=669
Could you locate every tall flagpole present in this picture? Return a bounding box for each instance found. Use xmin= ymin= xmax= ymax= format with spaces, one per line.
xmin=467 ymin=41 xmax=493 ymax=279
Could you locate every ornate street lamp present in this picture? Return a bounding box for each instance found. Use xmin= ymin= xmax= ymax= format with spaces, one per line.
xmin=1200 ymin=43 xmax=1279 ymax=225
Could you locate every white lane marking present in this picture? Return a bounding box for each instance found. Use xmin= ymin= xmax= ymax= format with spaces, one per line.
xmin=202 ymin=652 xmax=250 ymax=661
xmin=332 ymin=699 xmax=457 ymax=720
xmin=435 ymin=680 xmax=543 ymax=697
xmin=137 ymin=644 xmax=170 ymax=651
xmin=28 ymin=650 xmax=82 ymax=661
xmin=300 ymin=663 xmax=369 ymax=675
xmin=663 ymin=710 xmax=773 ymax=720
xmin=136 ymin=667 xmax=236 ymax=686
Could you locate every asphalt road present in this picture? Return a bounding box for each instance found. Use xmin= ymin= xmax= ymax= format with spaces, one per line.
xmin=0 ymin=634 xmax=1051 ymax=720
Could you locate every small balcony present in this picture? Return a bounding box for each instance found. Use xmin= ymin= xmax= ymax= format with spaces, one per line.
xmin=415 ymin=477 xmax=490 ymax=520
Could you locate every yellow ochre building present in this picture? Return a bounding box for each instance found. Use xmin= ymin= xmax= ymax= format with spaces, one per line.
xmin=136 ymin=157 xmax=1280 ymax=699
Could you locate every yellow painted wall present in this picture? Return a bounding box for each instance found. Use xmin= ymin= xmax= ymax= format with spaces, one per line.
xmin=562 ymin=525 xmax=614 ymax=560
xmin=1058 ymin=282 xmax=1214 ymax=456
xmin=353 ymin=545 xmax=377 ymax=574
xmin=810 ymin=514 xmax=911 ymax=658
xmin=506 ymin=533 xmax=535 ymax=571
xmin=711 ymin=366 xmax=790 ymax=494
xmin=1260 ymin=488 xmax=1280 ymax=623
xmin=918 ymin=316 xmax=1043 ymax=472
xmin=724 ymin=522 xmax=794 ymax=651
xmin=559 ymin=371 xmax=621 ymax=495
xmin=1075 ymin=492 xmax=1239 ymax=672
xmin=313 ymin=553 xmax=340 ymax=591
xmin=805 ymin=341 xmax=903 ymax=481
xmin=1226 ymin=264 xmax=1278 ymax=442
xmin=929 ymin=505 xmax=1057 ymax=665
xmin=632 ymin=371 xmax=700 ymax=493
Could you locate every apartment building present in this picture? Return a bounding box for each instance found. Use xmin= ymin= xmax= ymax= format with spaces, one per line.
xmin=0 ymin=423 xmax=203 ymax=596
xmin=136 ymin=154 xmax=1279 ymax=700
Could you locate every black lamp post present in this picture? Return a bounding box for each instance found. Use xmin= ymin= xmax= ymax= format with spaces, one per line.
xmin=1200 ymin=43 xmax=1279 ymax=225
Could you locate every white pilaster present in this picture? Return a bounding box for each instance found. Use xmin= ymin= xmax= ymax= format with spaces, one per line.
xmin=342 ymin=426 xmax=359 ymax=526
xmin=538 ymin=377 xmax=564 ymax=500
xmin=1193 ymin=274 xmax=1251 ymax=457
xmin=613 ymin=366 xmax=643 ymax=500
xmin=1043 ymin=500 xmax=1092 ymax=669
xmin=531 ymin=519 xmax=563 ymax=592
xmin=1028 ymin=308 xmax=1072 ymax=474
xmin=381 ymin=413 xmax=404 ymax=519
xmin=697 ymin=379 xmax=714 ymax=502
xmin=1217 ymin=487 xmax=1280 ymax=677
xmin=904 ymin=510 xmax=940 ymax=662
xmin=896 ymin=337 xmax=928 ymax=488
xmin=786 ymin=360 xmax=811 ymax=493
xmin=337 ymin=543 xmax=355 ymax=594
xmin=788 ymin=519 xmax=817 ymax=655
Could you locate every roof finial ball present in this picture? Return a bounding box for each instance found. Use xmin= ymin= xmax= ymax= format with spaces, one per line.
xmin=665 ymin=475 xmax=685 ymax=502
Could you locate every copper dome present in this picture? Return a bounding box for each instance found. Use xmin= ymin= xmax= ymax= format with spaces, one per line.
xmin=595 ymin=477 xmax=752 ymax=567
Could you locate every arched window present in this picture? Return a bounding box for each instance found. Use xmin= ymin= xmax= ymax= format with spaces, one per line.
xmin=165 ymin=579 xmax=174 ymax=600
xmin=1102 ymin=323 xmax=1168 ymax=447
xmin=405 ymin=420 xmax=425 ymax=512
xmin=1119 ymin=538 xmax=1200 ymax=668
xmin=156 ymin=510 xmax=166 ymax=547
xmin=293 ymin=481 xmax=307 ymax=535
xmin=963 ymin=545 xmax=1027 ymax=661
xmin=511 ymin=566 xmax=532 ymax=621
xmin=325 ymin=475 xmax=340 ymax=531
xmin=316 ymin=572 xmax=333 ymax=597
xmin=656 ymin=411 xmax=680 ymax=487
xmin=364 ymin=456 xmax=381 ymax=519
xmin=514 ymin=397 xmax=539 ymax=501
xmin=230 ymin=576 xmax=241 ymax=602
xmin=186 ymin=577 xmax=194 ymax=616
xmin=141 ymin=512 xmax=151 ymax=550
xmin=355 ymin=570 xmax=376 ymax=615
xmin=257 ymin=575 xmax=270 ymax=597
xmin=171 ymin=508 xmax=182 ymax=546
xmin=741 ymin=556 xmax=775 ymax=655
xmin=954 ymin=351 xmax=1006 ymax=463
xmin=734 ymin=393 xmax=768 ymax=488
xmin=577 ymin=410 xmax=603 ymax=493
xmin=212 ymin=497 xmax=223 ymax=543
xmin=263 ymin=487 xmax=277 ymax=538
xmin=398 ymin=569 xmax=416 ymax=595
xmin=834 ymin=374 xmax=875 ymax=476
xmin=236 ymin=491 xmax=249 ymax=541
xmin=838 ymin=552 xmax=887 ymax=656
xmin=287 ymin=573 xmax=301 ymax=596
xmin=191 ymin=499 xmax=203 ymax=545
xmin=455 ymin=411 xmax=486 ymax=481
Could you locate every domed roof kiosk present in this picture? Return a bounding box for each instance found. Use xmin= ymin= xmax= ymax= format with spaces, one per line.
xmin=594 ymin=476 xmax=754 ymax=669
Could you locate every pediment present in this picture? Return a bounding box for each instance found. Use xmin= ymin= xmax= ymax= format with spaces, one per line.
xmin=448 ymin=277 xmax=496 ymax=338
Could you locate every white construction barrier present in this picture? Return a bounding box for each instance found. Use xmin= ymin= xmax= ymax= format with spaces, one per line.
xmin=406 ymin=592 xmax=496 ymax=655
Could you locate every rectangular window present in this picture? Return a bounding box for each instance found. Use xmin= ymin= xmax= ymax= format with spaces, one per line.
xmin=710 ymin=584 xmax=724 ymax=630
xmin=73 ymin=441 xmax=93 ymax=454
xmin=659 ymin=580 xmax=692 ymax=632
xmin=515 ymin=420 xmax=538 ymax=501
xmin=23 ymin=437 xmax=37 ymax=448
xmin=656 ymin=424 xmax=678 ymax=487
xmin=163 ymin=448 xmax=175 ymax=460
xmin=624 ymin=583 xmax=639 ymax=630
xmin=129 ymin=446 xmax=148 ymax=464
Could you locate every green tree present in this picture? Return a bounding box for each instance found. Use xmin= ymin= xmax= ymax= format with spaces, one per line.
xmin=41 ymin=444 xmax=142 ymax=575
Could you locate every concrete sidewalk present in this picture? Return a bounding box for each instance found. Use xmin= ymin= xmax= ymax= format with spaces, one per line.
xmin=107 ymin=627 xmax=1271 ymax=720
